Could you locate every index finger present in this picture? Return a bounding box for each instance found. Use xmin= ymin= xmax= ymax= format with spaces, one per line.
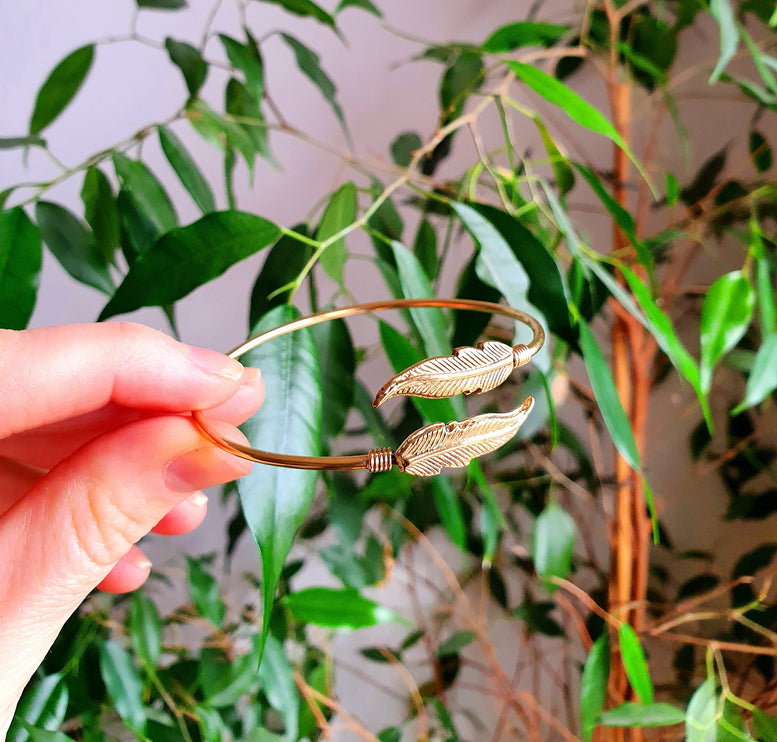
xmin=0 ymin=322 xmax=247 ymax=439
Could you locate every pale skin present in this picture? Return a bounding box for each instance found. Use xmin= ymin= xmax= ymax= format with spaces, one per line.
xmin=0 ymin=322 xmax=265 ymax=736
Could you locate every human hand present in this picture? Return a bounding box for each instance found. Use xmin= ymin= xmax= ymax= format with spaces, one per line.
xmin=0 ymin=322 xmax=263 ymax=734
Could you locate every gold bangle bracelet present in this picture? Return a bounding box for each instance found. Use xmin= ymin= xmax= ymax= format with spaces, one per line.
xmin=192 ymin=298 xmax=545 ymax=477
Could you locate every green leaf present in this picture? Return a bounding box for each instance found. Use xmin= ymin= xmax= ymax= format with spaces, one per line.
xmin=749 ymin=130 xmax=772 ymax=172
xmin=29 ymin=45 xmax=94 ymax=134
xmin=437 ymin=630 xmax=476 ymax=656
xmin=412 ymin=217 xmax=438 ymax=281
xmin=310 ymin=318 xmax=355 ymax=439
xmin=81 ymin=166 xmax=119 ymax=266
xmin=467 ymin=202 xmax=576 ymax=346
xmin=249 ymin=229 xmax=313 ymax=327
xmin=8 ymin=674 xmax=68 ymax=742
xmin=225 ymin=77 xmax=274 ymax=172
xmin=36 ymin=201 xmax=114 ymax=295
xmin=483 ymin=21 xmax=569 ymax=53
xmin=430 ymin=476 xmax=466 ymax=552
xmin=316 ymin=183 xmax=356 ymax=285
xmin=452 ymin=202 xmax=551 ymax=369
xmin=600 ymin=702 xmax=686 ymax=727
xmin=280 ymin=34 xmax=347 ymax=136
xmin=379 ymin=321 xmax=456 ymax=423
xmin=666 ymin=173 xmax=680 ymax=205
xmin=618 ymin=623 xmax=654 ymax=704
xmin=255 ymin=0 xmax=335 ymax=27
xmin=187 ymin=98 xmax=259 ymax=171
xmin=507 ymin=61 xmax=623 ymax=147
xmin=732 ymin=333 xmax=777 ymax=413
xmin=0 ymin=135 xmax=46 ymax=150
xmin=117 ymin=188 xmax=160 ymax=264
xmin=578 ymin=322 xmax=640 ymax=472
xmin=99 ymin=641 xmax=146 ymax=734
xmin=620 ymin=265 xmax=710 ymax=425
xmin=112 ymin=152 xmax=177 ymax=234
xmin=513 ymin=600 xmax=564 ymax=637
xmin=237 ymin=304 xmax=321 ymax=657
xmin=0 ymin=189 xmax=13 ymax=210
xmin=99 ymin=211 xmax=280 ymax=319
xmin=158 ymin=126 xmax=216 ymax=213
xmin=700 ymin=271 xmax=755 ymax=393
xmin=137 ymin=0 xmax=187 ymax=8
xmin=709 ymin=0 xmax=739 ymax=83
xmin=198 ymin=648 xmax=258 ymax=707
xmin=17 ymin=727 xmax=73 ymax=742
xmin=219 ymin=32 xmax=264 ymax=100
xmin=128 ymin=592 xmax=162 ymax=667
xmin=258 ymin=635 xmax=299 ymax=741
xmin=0 ymin=207 xmax=41 ymax=330
xmin=580 ymin=634 xmax=609 ymax=742
xmin=753 ymin=709 xmax=777 ymax=739
xmin=186 ymin=557 xmax=226 ymax=626
xmin=390 ymin=241 xmax=449 ymax=359
xmin=165 ymin=38 xmax=208 ymax=98
xmin=531 ymin=501 xmax=576 ymax=593
xmin=337 ymin=0 xmax=381 ymax=16
xmin=535 ymin=118 xmax=574 ymax=196
xmin=685 ymin=678 xmax=718 ymax=742
xmin=283 ymin=587 xmax=402 ymax=628
xmin=391 ymin=132 xmax=422 ymax=167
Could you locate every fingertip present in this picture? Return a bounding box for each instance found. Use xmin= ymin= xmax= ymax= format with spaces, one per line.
xmin=201 ymin=366 xmax=264 ymax=424
xmin=152 ymin=491 xmax=208 ymax=535
xmin=96 ymin=545 xmax=151 ymax=594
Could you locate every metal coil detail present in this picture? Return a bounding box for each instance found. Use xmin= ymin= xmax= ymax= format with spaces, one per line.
xmin=367 ymin=447 xmax=395 ymax=473
xmin=512 ymin=344 xmax=533 ymax=368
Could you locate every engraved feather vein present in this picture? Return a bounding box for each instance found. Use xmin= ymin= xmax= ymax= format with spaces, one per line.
xmin=395 ymin=397 xmax=534 ymax=476
xmin=373 ymin=341 xmax=515 ymax=406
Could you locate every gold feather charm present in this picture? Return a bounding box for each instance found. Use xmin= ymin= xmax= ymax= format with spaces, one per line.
xmin=394 ymin=396 xmax=535 ymax=476
xmin=373 ymin=341 xmax=528 ymax=408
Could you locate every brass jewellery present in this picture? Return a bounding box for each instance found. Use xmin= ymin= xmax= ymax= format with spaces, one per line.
xmin=193 ymin=299 xmax=545 ymax=477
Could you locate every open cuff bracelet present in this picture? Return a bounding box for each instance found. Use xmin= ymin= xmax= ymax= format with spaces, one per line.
xmin=193 ymin=298 xmax=545 ymax=477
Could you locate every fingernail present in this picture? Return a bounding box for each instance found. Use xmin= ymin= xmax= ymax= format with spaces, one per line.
xmin=135 ymin=557 xmax=152 ymax=571
xmin=240 ymin=366 xmax=262 ymax=386
xmin=165 ymin=445 xmax=251 ymax=492
xmin=188 ymin=491 xmax=209 ymax=507
xmin=187 ymin=345 xmax=244 ymax=381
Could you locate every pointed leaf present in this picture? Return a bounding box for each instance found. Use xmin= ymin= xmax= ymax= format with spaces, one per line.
xmin=310 ymin=318 xmax=355 ymax=439
xmin=99 ymin=211 xmax=280 ymax=319
xmin=165 ymin=38 xmax=208 ymax=98
xmin=430 ymin=476 xmax=466 ymax=551
xmin=535 ymin=117 xmax=574 ymax=196
xmin=316 ymin=183 xmax=356 ymax=285
xmin=219 ymin=32 xmax=264 ymax=100
xmin=337 ymin=0 xmax=381 ymax=16
xmin=532 ymin=501 xmax=576 ymax=593
xmin=280 ymin=34 xmax=347 ymax=136
xmin=580 ymin=634 xmax=609 ymax=742
xmin=255 ymin=0 xmax=335 ymax=26
xmin=112 ymin=152 xmax=177 ymax=234
xmin=749 ymin=130 xmax=772 ymax=172
xmin=753 ymin=709 xmax=777 ymax=739
xmin=128 ymin=592 xmax=162 ymax=667
xmin=619 ymin=623 xmax=654 ymax=704
xmin=99 ymin=641 xmax=146 ymax=734
xmin=700 ymin=271 xmax=755 ymax=393
xmin=36 ymin=201 xmax=113 ymax=295
xmin=578 ymin=322 xmax=639 ymax=472
xmin=29 ymin=45 xmax=94 ymax=134
xmin=709 ymin=0 xmax=739 ymax=83
xmin=483 ymin=22 xmax=569 ymax=53
xmin=685 ymin=678 xmax=717 ymax=742
xmin=137 ymin=0 xmax=187 ymax=8
xmin=390 ymin=241 xmax=449 ymax=358
xmin=0 ymin=207 xmax=41 ymax=330
xmin=81 ymin=166 xmax=119 ymax=265
xmin=225 ymin=77 xmax=274 ymax=171
xmin=601 ymin=702 xmax=685 ymax=728
xmin=283 ymin=587 xmax=402 ymax=628
xmin=258 ymin=636 xmax=299 ymax=741
xmin=8 ymin=674 xmax=68 ymax=742
xmin=0 ymin=135 xmax=46 ymax=150
xmin=237 ymin=304 xmax=321 ymax=657
xmin=186 ymin=557 xmax=226 ymax=626
xmin=732 ymin=333 xmax=777 ymax=413
xmin=158 ymin=126 xmax=216 ymax=213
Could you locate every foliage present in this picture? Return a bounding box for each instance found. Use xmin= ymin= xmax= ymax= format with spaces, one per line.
xmin=4 ymin=0 xmax=777 ymax=739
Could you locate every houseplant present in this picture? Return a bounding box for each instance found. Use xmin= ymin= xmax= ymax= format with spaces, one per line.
xmin=3 ymin=0 xmax=777 ymax=739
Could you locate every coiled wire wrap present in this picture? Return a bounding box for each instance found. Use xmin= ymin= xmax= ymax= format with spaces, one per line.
xmin=367 ymin=448 xmax=395 ymax=473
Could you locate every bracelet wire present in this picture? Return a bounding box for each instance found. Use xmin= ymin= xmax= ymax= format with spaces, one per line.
xmin=192 ymin=298 xmax=544 ymax=475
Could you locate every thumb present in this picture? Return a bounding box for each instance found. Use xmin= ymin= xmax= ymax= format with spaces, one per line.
xmin=0 ymin=416 xmax=251 ymax=729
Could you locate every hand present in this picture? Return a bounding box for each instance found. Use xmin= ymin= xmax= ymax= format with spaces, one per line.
xmin=0 ymin=322 xmax=264 ymax=734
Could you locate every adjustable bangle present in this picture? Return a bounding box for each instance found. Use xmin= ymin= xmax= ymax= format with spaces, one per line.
xmin=193 ymin=298 xmax=544 ymax=477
